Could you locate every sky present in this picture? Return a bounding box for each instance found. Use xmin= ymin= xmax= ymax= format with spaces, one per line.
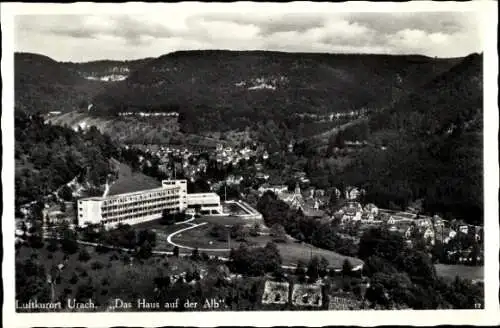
xmin=13 ymin=3 xmax=485 ymax=62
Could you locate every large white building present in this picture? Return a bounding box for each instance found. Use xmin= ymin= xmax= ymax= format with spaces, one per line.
xmin=77 ymin=179 xmax=221 ymax=228
xmin=186 ymin=193 xmax=223 ymax=215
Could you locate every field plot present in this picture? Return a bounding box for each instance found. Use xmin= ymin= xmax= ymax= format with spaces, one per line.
xmin=108 ymin=162 xmax=160 ymax=196
xmin=291 ymin=284 xmax=322 ymax=307
xmin=168 ymin=222 xmax=363 ymax=267
xmin=262 ymin=281 xmax=290 ymax=304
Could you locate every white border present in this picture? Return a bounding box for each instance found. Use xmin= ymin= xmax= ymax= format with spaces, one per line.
xmin=2 ymin=1 xmax=499 ymax=327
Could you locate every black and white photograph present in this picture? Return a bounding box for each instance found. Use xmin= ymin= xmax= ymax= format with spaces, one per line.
xmin=2 ymin=1 xmax=499 ymax=327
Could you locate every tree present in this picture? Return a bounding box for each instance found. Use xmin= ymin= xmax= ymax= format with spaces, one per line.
xmin=249 ymin=223 xmax=260 ymax=237
xmin=58 ymin=185 xmax=73 ymax=201
xmin=137 ymin=229 xmax=156 ymax=247
xmin=185 ymin=269 xmax=194 ymax=283
xmin=193 ymin=269 xmax=201 ymax=281
xmin=229 ymin=242 xmax=282 ymax=276
xmin=342 ymin=259 xmax=353 ymax=276
xmin=395 ymin=250 xmax=437 ymax=285
xmin=173 ymin=246 xmax=180 ymax=258
xmin=154 ymin=275 xmax=171 ymax=290
xmin=210 ymin=224 xmax=228 ymax=242
xmin=362 ymin=255 xmax=399 ymax=277
xmin=188 ymin=178 xmax=211 ymax=193
xmin=230 ymin=224 xmax=248 ymax=242
xmin=217 ymin=184 xmax=241 ymax=200
xmin=28 ymin=234 xmax=45 ymax=249
xmin=358 ymin=227 xmax=405 ymax=262
xmin=161 ymin=209 xmax=176 ymax=225
xmin=201 ymin=252 xmax=210 ymax=261
xmin=307 ymin=256 xmax=320 ymax=282
xmin=75 ymin=283 xmax=96 ymax=303
xmin=191 ymin=248 xmax=200 ymax=261
xmin=46 ymin=239 xmax=59 ymax=252
xmin=295 ymin=259 xmax=307 ymax=283
xmin=367 ymin=272 xmax=416 ymax=309
xmin=16 ymin=258 xmax=51 ymax=303
xmin=78 ymin=249 xmax=91 ymax=262
xmin=319 ymin=257 xmax=330 ymax=277
xmin=69 ymin=272 xmax=79 ymax=284
xmin=61 ymin=227 xmax=79 ymax=254
xmin=270 ymin=223 xmax=287 ymax=243
xmin=136 ymin=241 xmax=153 ymax=259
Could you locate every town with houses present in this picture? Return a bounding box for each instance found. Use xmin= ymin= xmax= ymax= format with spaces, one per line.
xmin=17 ymin=135 xmax=484 ymax=273
xmin=94 ymin=139 xmax=483 ymax=268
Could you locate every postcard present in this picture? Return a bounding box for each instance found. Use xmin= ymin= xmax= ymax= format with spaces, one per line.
xmin=2 ymin=1 xmax=499 ymax=327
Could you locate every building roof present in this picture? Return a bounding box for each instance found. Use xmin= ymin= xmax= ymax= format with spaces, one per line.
xmin=302 ymin=209 xmax=325 ymax=218
xmin=79 ymin=179 xmax=189 ymax=202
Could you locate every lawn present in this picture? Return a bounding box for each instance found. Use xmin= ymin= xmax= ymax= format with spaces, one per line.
xmin=107 ymin=162 xmax=160 ymax=196
xmin=169 ymin=222 xmax=363 ymax=268
xmin=434 ymin=264 xmax=484 ymax=281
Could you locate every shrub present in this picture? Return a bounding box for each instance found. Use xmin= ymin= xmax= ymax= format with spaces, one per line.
xmin=270 ymin=224 xmax=287 ymax=243
xmin=91 ymin=261 xmax=104 ymax=270
xmin=201 ymin=252 xmax=210 ymax=261
xmin=78 ymin=249 xmax=91 ymax=262
xmin=29 ymin=236 xmax=45 ymax=249
xmin=185 ymin=270 xmax=194 ymax=283
xmin=193 ymin=270 xmax=201 ymax=281
xmin=249 ymin=223 xmax=260 ymax=237
xmin=96 ymin=244 xmax=110 ymax=253
xmin=46 ymin=240 xmax=59 ymax=252
xmin=136 ymin=242 xmax=153 ymax=259
xmin=69 ymin=273 xmax=79 ymax=284
xmin=191 ymin=248 xmax=200 ymax=261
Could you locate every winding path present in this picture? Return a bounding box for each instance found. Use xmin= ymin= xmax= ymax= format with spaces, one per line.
xmin=166 ymin=222 xmax=232 ymax=252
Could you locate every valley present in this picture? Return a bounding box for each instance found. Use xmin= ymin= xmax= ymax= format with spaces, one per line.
xmin=14 ymin=48 xmax=485 ymax=312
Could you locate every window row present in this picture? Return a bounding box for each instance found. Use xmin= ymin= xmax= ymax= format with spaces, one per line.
xmin=101 ymin=210 xmax=163 ymax=224
xmin=102 ymin=190 xmax=180 ymax=205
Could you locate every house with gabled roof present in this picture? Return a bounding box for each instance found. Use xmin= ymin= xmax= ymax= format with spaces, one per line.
xmin=423 ymin=227 xmax=436 ymax=245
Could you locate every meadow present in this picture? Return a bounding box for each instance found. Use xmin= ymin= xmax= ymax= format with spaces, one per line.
xmin=107 ymin=162 xmax=160 ymax=196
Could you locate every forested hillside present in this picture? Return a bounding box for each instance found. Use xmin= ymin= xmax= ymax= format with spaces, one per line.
xmin=15 ymin=53 xmax=105 ymax=113
xmin=15 ymin=112 xmax=120 ymax=206
xmin=89 ymin=50 xmax=461 ymax=133
xmin=332 ymin=53 xmax=483 ymax=224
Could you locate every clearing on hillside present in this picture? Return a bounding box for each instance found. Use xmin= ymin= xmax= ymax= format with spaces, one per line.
xmin=107 ymin=162 xmax=160 ymax=196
